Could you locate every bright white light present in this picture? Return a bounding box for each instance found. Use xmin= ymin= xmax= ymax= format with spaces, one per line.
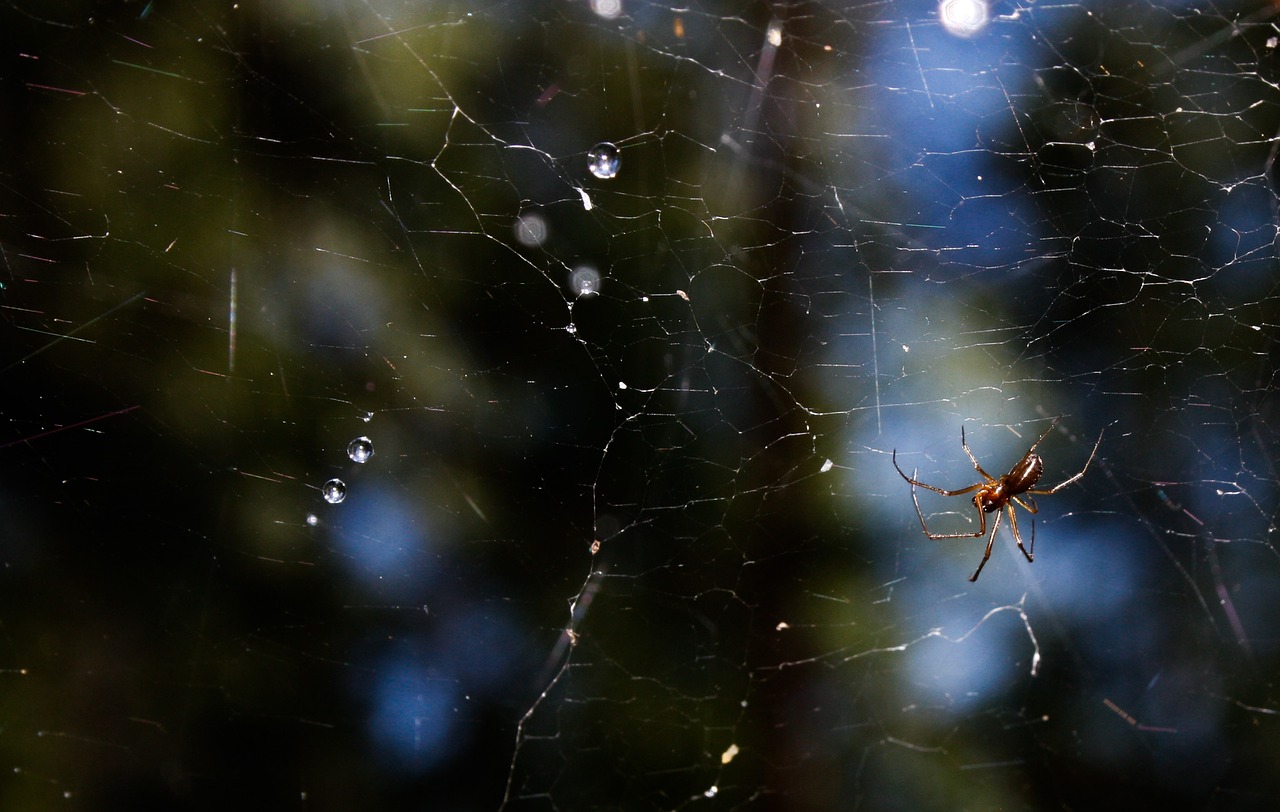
xmin=513 ymin=211 xmax=548 ymax=247
xmin=590 ymin=0 xmax=622 ymax=20
xmin=939 ymin=0 xmax=989 ymax=38
xmin=766 ymin=22 xmax=782 ymax=48
xmin=569 ymin=265 xmax=602 ymax=297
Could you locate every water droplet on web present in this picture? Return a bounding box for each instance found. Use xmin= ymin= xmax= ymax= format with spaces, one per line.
xmin=589 ymin=0 xmax=622 ymax=19
xmin=514 ymin=211 xmax=548 ymax=247
xmin=306 ymin=513 xmax=318 ymax=526
xmin=938 ymin=0 xmax=989 ymax=37
xmin=347 ymin=436 xmax=375 ymax=463
xmin=587 ymin=142 xmax=620 ymax=179
xmin=569 ymin=265 xmax=602 ymax=297
xmin=322 ymin=478 xmax=348 ymax=504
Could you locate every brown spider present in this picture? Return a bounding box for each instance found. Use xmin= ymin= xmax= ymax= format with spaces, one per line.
xmin=892 ymin=419 xmax=1103 ymax=582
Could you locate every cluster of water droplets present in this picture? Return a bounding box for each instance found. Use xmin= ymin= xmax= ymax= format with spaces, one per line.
xmin=320 ymin=435 xmax=375 ymax=505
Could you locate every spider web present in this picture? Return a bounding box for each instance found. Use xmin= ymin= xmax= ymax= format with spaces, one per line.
xmin=2 ymin=0 xmax=1279 ymax=809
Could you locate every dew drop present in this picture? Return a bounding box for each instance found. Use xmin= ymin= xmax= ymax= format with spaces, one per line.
xmin=347 ymin=436 xmax=375 ymax=463
xmin=322 ymin=478 xmax=347 ymax=504
xmin=587 ymin=142 xmax=620 ymax=179
xmin=569 ymin=265 xmax=602 ymax=297
xmin=513 ymin=211 xmax=548 ymax=247
xmin=939 ymin=0 xmax=989 ymax=37
xmin=590 ymin=0 xmax=622 ymax=19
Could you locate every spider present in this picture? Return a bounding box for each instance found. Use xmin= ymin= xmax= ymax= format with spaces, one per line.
xmin=891 ymin=419 xmax=1103 ymax=582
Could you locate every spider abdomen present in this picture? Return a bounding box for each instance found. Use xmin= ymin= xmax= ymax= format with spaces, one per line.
xmin=1005 ymin=453 xmax=1043 ymax=494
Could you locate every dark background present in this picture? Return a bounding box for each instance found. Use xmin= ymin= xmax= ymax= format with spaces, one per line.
xmin=2 ymin=1 xmax=1280 ymax=809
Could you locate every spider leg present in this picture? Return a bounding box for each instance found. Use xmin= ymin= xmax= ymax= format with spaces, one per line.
xmin=892 ymin=450 xmax=985 ymax=497
xmin=1006 ymin=504 xmax=1034 ymax=563
xmin=1024 ymin=417 xmax=1061 ymax=455
xmin=909 ymin=478 xmax=987 ymax=539
xmin=1027 ymin=426 xmax=1104 ymax=495
xmin=959 ymin=426 xmax=996 ymax=481
xmin=1011 ymin=495 xmax=1038 ymax=513
xmin=969 ymin=506 xmax=1004 ymax=582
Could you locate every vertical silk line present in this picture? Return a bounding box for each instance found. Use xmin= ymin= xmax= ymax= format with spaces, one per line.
xmin=228 ymin=267 xmax=238 ymax=374
xmin=869 ymin=275 xmax=882 ymax=435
